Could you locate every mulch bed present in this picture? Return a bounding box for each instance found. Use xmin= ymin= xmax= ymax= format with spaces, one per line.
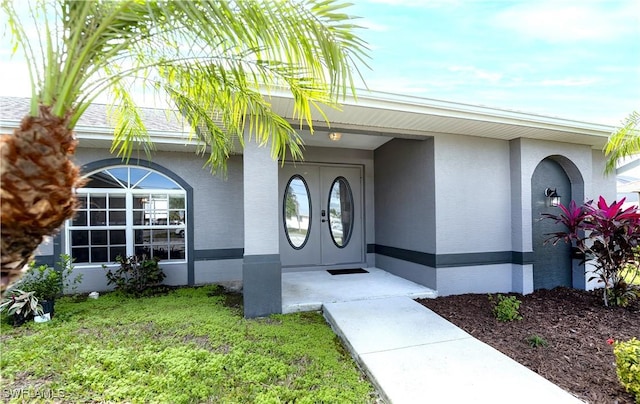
xmin=417 ymin=288 xmax=639 ymax=404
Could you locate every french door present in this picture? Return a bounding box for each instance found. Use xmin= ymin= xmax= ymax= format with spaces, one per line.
xmin=279 ymin=163 xmax=363 ymax=268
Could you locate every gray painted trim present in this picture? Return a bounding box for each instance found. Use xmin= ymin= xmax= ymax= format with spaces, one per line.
xmin=243 ymin=254 xmax=281 ymax=264
xmin=194 ymin=248 xmax=244 ymax=261
xmin=80 ymin=158 xmax=196 ymax=285
xmin=243 ymin=254 xmax=282 ymax=318
xmin=374 ymin=244 xmax=534 ymax=268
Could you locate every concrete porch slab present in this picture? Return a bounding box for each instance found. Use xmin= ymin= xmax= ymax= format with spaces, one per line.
xmin=281 ymin=267 xmax=437 ymax=314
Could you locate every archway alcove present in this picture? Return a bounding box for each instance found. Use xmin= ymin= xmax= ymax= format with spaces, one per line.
xmin=531 ymin=156 xmax=583 ymax=290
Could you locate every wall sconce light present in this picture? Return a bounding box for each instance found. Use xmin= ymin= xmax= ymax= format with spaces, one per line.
xmin=328 ymin=132 xmax=342 ymax=141
xmin=545 ymin=188 xmax=561 ymax=207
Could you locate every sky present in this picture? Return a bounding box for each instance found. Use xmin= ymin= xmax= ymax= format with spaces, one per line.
xmin=0 ymin=0 xmax=638 ymax=127
xmin=347 ymin=0 xmax=639 ymax=126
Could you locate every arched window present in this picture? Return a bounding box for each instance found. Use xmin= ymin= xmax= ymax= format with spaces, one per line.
xmin=67 ymin=166 xmax=187 ymax=264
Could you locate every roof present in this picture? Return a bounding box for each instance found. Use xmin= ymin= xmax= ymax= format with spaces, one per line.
xmin=0 ymin=97 xmax=194 ymax=151
xmin=0 ymin=92 xmax=617 ymax=151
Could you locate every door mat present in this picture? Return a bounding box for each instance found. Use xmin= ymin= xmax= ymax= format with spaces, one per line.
xmin=327 ymin=268 xmax=369 ymax=275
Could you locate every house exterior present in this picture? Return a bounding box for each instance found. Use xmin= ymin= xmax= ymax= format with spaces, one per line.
xmin=0 ymin=92 xmax=617 ymax=317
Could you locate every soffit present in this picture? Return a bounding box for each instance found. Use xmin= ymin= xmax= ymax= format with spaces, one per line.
xmin=266 ymin=91 xmax=614 ymax=149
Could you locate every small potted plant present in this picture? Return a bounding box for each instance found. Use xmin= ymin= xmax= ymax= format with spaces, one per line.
xmin=0 ymin=289 xmax=43 ymax=327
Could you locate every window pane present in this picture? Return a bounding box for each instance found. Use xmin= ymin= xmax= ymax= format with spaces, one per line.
xmin=328 ymin=177 xmax=354 ymax=248
xmin=110 ymin=246 xmax=127 ymax=261
xmin=91 ymin=247 xmax=108 ymax=262
xmin=76 ymin=195 xmax=87 ymax=209
xmin=284 ymin=175 xmax=311 ymax=249
xmin=169 ymin=212 xmax=185 ymax=225
xmin=72 ymin=211 xmax=87 ymax=226
xmin=170 ymin=231 xmax=185 ymax=242
xmin=85 ymin=172 xmax=122 ymax=188
xmin=90 ymin=211 xmax=106 ymax=226
xmin=135 ymin=245 xmax=151 ymax=257
xmin=110 ymin=230 xmax=126 ymax=244
xmin=169 ymin=195 xmax=185 ymax=210
xmin=133 ymin=210 xmax=145 ymax=225
xmin=170 ymin=244 xmax=185 ymax=260
xmin=90 ymin=194 xmax=107 ymax=209
xmin=72 ymin=247 xmax=89 ymax=263
xmin=129 ymin=168 xmax=150 ymax=187
xmin=133 ymin=194 xmax=148 ymax=209
xmin=91 ymin=230 xmax=108 ymax=245
xmin=152 ymin=245 xmax=169 ymax=260
xmin=135 ymin=229 xmax=148 ymax=244
xmin=109 ymin=195 xmax=126 ymax=209
xmin=107 ymin=168 xmax=129 ymax=188
xmin=151 ymin=229 xmax=169 ymax=241
xmin=109 ymin=211 xmax=126 ymax=225
xmin=71 ymin=230 xmax=89 ymax=246
xmin=136 ymin=172 xmax=180 ymax=190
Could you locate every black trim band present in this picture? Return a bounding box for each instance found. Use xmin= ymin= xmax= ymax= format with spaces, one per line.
xmin=374 ymin=244 xmax=534 ymax=268
xmin=194 ymin=248 xmax=244 ymax=261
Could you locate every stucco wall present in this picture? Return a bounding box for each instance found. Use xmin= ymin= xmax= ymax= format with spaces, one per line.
xmin=374 ymin=138 xmax=435 ymax=253
xmin=591 ymin=149 xmax=617 ymax=201
xmin=434 ymin=134 xmax=512 ymax=254
xmin=373 ymin=134 xmax=616 ymax=296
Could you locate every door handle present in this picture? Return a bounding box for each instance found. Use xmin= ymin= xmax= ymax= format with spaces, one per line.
xmin=321 ymin=210 xmax=327 ymax=222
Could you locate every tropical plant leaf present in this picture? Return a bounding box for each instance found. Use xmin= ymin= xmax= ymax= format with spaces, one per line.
xmin=604 ymin=110 xmax=640 ymax=174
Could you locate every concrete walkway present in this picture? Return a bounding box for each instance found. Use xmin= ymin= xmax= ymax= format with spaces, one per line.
xmin=324 ymin=297 xmax=583 ymax=403
xmin=282 ymin=269 xmax=583 ymax=403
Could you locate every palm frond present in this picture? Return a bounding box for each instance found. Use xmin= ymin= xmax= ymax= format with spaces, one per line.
xmin=604 ymin=111 xmax=640 ymax=174
xmin=4 ymin=0 xmax=368 ymax=172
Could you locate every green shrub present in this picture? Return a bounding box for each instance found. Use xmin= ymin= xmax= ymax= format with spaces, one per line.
xmin=613 ymin=338 xmax=640 ymax=402
xmin=13 ymin=254 xmax=82 ymax=300
xmin=489 ymin=294 xmax=522 ymax=322
xmin=17 ymin=263 xmax=61 ymax=301
xmin=104 ymin=255 xmax=166 ymax=296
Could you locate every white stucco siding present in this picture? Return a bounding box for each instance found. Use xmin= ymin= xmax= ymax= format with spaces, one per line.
xmin=243 ymin=138 xmax=279 ymax=256
xmin=436 ymin=264 xmax=513 ymax=296
xmin=591 ymin=150 xmax=617 ymax=202
xmin=433 ymin=134 xmax=512 ymax=254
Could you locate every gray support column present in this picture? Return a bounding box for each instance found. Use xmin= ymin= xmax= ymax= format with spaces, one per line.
xmin=242 ymin=138 xmax=281 ymax=318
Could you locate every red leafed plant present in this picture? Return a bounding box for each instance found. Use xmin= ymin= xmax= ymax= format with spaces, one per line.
xmin=543 ymin=197 xmax=640 ymax=307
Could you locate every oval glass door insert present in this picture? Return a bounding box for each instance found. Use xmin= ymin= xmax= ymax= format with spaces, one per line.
xmin=283 ymin=175 xmax=311 ymax=249
xmin=328 ymin=177 xmax=354 ymax=248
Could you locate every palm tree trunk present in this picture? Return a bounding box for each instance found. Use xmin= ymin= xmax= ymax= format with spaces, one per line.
xmin=0 ymin=105 xmax=84 ymax=294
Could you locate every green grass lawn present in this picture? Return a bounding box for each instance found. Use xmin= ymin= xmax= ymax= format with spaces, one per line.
xmin=0 ymin=285 xmax=376 ymax=403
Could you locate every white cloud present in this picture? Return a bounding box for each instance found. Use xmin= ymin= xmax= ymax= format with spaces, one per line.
xmin=357 ymin=19 xmax=389 ymax=32
xmin=448 ymin=65 xmax=503 ymax=83
xmin=493 ymin=0 xmax=639 ymax=43
xmin=363 ymin=0 xmax=460 ymax=8
xmin=539 ymin=77 xmax=599 ymax=87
